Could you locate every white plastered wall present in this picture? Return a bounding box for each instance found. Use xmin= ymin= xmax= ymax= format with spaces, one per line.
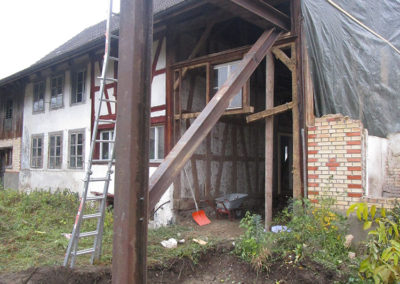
xmin=20 ymin=60 xmax=92 ymax=192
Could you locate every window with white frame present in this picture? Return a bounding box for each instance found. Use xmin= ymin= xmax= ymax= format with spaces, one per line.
xmin=48 ymin=133 xmax=62 ymax=169
xmin=71 ymin=69 xmax=86 ymax=104
xmin=50 ymin=74 xmax=64 ymax=109
xmin=150 ymin=125 xmax=164 ymax=161
xmin=33 ymin=81 xmax=45 ymax=112
xmin=69 ymin=130 xmax=84 ymax=169
xmin=31 ymin=135 xmax=43 ymax=168
xmin=213 ymin=61 xmax=243 ymax=109
xmin=99 ymin=130 xmax=114 ymax=160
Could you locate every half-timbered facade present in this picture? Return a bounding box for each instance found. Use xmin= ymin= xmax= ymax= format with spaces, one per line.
xmin=0 ymin=0 xmax=398 ymax=228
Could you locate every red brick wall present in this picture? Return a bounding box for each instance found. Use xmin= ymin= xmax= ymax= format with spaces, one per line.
xmin=307 ymin=114 xmax=365 ymax=210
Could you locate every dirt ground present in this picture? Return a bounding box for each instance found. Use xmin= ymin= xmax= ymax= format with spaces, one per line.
xmin=0 ymin=247 xmax=341 ymax=284
xmin=0 ymin=219 xmax=343 ymax=284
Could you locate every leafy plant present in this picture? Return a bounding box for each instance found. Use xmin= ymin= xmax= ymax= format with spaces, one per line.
xmin=235 ymin=212 xmax=268 ymax=266
xmin=347 ymin=203 xmax=400 ymax=283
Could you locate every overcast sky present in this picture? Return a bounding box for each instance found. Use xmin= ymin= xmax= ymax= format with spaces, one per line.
xmin=0 ymin=0 xmax=120 ymax=80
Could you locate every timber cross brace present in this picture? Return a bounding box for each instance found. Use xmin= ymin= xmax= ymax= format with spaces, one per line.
xmin=149 ymin=29 xmax=282 ymax=212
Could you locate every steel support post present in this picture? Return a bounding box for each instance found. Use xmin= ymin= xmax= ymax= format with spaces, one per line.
xmin=112 ymin=0 xmax=153 ymax=283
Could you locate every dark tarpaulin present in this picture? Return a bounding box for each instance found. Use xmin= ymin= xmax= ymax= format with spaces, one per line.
xmin=302 ymin=0 xmax=400 ymax=137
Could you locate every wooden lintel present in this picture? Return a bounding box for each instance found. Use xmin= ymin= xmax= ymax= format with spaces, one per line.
xmin=149 ymin=29 xmax=281 ymax=211
xmin=246 ymin=102 xmax=293 ymax=123
xmin=174 ymin=106 xmax=254 ymax=120
xmin=272 ymin=47 xmax=295 ymax=71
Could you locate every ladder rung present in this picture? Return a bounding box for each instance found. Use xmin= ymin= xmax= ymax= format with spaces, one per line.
xmin=73 ymin=248 xmax=95 ymax=256
xmin=98 ymin=76 xmax=118 ymax=83
xmin=79 ymin=230 xmax=98 ymax=238
xmin=111 ymin=34 xmax=119 ymax=40
xmin=95 ymin=139 xmax=115 ymax=143
xmin=100 ymin=99 xmax=117 ymax=103
xmin=92 ymin=159 xmax=114 ymax=163
xmin=85 ymin=177 xmax=111 ymax=182
xmin=98 ymin=119 xmax=116 ymax=124
xmin=109 ymin=56 xmax=119 ymax=62
xmin=85 ymin=196 xmax=104 ymax=202
xmin=82 ymin=212 xmax=102 ymax=219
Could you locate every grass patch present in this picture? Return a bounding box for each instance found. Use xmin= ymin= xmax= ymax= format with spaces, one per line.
xmin=0 ymin=188 xmax=216 ymax=273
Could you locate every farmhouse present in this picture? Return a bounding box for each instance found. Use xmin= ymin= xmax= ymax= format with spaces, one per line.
xmin=0 ymin=0 xmax=399 ymax=230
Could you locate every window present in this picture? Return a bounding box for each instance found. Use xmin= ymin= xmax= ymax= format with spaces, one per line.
xmin=33 ymin=81 xmax=45 ymax=112
xmin=48 ymin=133 xmax=62 ymax=169
xmin=31 ymin=135 xmax=43 ymax=168
xmin=71 ymin=69 xmax=86 ymax=104
xmin=99 ymin=130 xmax=114 ymax=160
xmin=69 ymin=130 xmax=84 ymax=168
xmin=50 ymin=74 xmax=64 ymax=108
xmin=213 ymin=61 xmax=243 ymax=109
xmin=4 ymin=148 xmax=12 ymax=168
xmin=4 ymin=99 xmax=12 ymax=130
xmin=150 ymin=125 xmax=164 ymax=161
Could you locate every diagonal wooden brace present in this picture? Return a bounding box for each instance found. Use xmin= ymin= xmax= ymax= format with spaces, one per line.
xmin=149 ymin=28 xmax=281 ymax=212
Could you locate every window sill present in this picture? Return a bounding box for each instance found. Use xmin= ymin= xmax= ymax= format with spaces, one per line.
xmin=32 ymin=110 xmax=45 ymax=115
xmin=70 ymin=101 xmax=86 ymax=107
xmin=50 ymin=105 xmax=64 ymax=111
xmin=149 ymin=161 xmax=162 ymax=167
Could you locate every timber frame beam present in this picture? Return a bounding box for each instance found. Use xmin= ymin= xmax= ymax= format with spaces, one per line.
xmin=149 ymin=28 xmax=281 ymax=211
xmin=208 ymin=0 xmax=290 ymax=31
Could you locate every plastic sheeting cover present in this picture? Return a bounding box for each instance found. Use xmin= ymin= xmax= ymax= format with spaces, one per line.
xmin=302 ymin=0 xmax=400 ymax=137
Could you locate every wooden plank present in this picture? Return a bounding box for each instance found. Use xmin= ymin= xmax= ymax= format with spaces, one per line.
xmin=208 ymin=0 xmax=290 ymax=31
xmin=303 ymin=36 xmax=315 ymax=126
xmin=171 ymin=46 xmax=250 ymax=70
xmin=272 ymin=47 xmax=295 ymax=71
xmin=246 ymin=102 xmax=293 ymax=123
xmin=214 ymin=124 xmax=229 ymax=196
xmin=265 ymin=52 xmax=274 ymax=231
xmin=175 ymin=106 xmax=254 ymax=120
xmin=206 ymin=134 xmax=212 ymax=198
xmin=149 ymin=29 xmax=281 ymax=211
xmin=291 ymin=43 xmax=302 ymax=199
xmin=229 ymin=0 xmax=290 ymax=31
xmin=232 ymin=126 xmax=238 ymax=193
xmin=239 ymin=126 xmax=253 ymax=193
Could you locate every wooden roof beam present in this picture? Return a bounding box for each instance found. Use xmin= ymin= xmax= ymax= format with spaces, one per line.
xmin=231 ymin=0 xmax=290 ymax=31
xmin=149 ymin=28 xmax=281 ymax=211
xmin=208 ymin=0 xmax=290 ymax=31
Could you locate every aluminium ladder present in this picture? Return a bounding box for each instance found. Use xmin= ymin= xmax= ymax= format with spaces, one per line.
xmin=64 ymin=0 xmax=119 ymax=268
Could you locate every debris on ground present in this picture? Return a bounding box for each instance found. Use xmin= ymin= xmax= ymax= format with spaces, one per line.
xmin=344 ymin=234 xmax=354 ymax=248
xmin=193 ymin=238 xmax=207 ymax=246
xmin=161 ymin=238 xmax=178 ymax=249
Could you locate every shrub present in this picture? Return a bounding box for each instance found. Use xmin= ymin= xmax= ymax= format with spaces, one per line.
xmin=347 ymin=203 xmax=400 ymax=283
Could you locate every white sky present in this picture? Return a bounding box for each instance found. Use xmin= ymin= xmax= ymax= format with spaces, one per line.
xmin=0 ymin=0 xmax=120 ymax=80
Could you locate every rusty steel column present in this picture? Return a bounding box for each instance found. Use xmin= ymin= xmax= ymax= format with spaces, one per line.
xmin=112 ymin=0 xmax=153 ymax=283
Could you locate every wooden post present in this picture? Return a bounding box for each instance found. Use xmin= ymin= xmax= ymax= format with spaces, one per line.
xmin=291 ymin=43 xmax=302 ymax=199
xmin=265 ymin=52 xmax=274 ymax=231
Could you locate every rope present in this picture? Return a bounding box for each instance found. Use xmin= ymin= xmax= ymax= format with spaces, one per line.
xmin=327 ymin=0 xmax=400 ymax=55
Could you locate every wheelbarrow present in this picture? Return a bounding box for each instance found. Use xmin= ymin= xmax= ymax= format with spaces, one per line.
xmin=215 ymin=193 xmax=248 ymax=220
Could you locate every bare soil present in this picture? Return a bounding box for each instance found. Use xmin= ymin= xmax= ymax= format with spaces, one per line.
xmin=0 ymin=244 xmax=342 ymax=284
